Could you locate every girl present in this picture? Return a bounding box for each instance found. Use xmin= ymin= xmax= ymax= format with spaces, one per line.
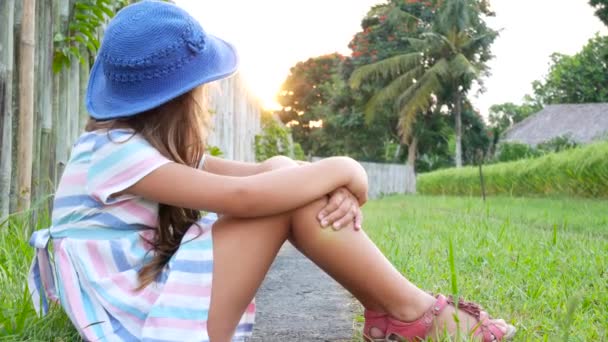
xmin=28 ymin=1 xmax=516 ymax=341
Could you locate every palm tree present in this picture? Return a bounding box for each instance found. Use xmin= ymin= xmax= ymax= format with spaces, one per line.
xmin=350 ymin=0 xmax=497 ymax=168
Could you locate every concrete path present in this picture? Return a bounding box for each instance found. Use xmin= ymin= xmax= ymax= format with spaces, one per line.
xmin=250 ymin=243 xmax=355 ymax=341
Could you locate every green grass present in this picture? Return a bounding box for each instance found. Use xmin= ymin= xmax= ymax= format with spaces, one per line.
xmin=0 ymin=211 xmax=79 ymax=341
xmin=2 ymin=195 xmax=607 ymax=341
xmin=361 ymin=195 xmax=607 ymax=341
xmin=418 ymin=141 xmax=608 ymax=198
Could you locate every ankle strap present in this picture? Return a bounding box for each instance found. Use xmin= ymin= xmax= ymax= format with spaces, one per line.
xmin=424 ymin=294 xmax=449 ymax=322
xmin=386 ymin=295 xmax=450 ymax=340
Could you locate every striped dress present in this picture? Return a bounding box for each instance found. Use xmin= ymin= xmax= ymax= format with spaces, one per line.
xmin=28 ymin=129 xmax=255 ymax=341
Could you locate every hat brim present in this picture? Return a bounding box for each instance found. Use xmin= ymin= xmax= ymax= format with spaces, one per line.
xmin=86 ymin=34 xmax=238 ymax=120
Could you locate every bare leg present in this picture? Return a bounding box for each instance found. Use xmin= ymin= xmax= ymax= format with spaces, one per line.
xmin=288 ymin=199 xmax=508 ymax=340
xmin=208 ymin=197 xmax=508 ymax=341
xmin=288 ymin=200 xmax=435 ymax=336
xmin=207 ymin=212 xmax=291 ymax=341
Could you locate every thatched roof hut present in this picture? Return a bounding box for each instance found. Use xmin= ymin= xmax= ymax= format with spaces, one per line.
xmin=502 ymin=103 xmax=608 ymax=145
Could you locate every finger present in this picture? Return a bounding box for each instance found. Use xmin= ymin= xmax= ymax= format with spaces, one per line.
xmin=354 ymin=210 xmax=363 ymax=231
xmin=332 ymin=204 xmax=356 ymax=230
xmin=323 ymin=199 xmax=352 ymax=228
xmin=318 ymin=192 xmax=344 ymax=222
xmin=338 ymin=220 xmax=356 ymax=232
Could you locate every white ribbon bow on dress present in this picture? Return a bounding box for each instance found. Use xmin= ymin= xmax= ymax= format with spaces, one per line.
xmin=27 ymin=228 xmax=59 ymax=315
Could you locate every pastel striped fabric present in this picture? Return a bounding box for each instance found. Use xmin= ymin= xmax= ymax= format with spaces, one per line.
xmin=28 ymin=129 xmax=255 ymax=341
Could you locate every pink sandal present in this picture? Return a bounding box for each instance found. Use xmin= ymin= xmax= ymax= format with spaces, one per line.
xmin=385 ymin=294 xmax=516 ymax=342
xmin=363 ymin=309 xmax=389 ymax=342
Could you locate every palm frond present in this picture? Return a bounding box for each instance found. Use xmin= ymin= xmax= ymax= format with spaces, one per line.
xmin=449 ymin=53 xmax=477 ymax=79
xmin=420 ymin=31 xmax=455 ymax=54
xmin=387 ymin=6 xmax=422 ymax=26
xmin=395 ymin=60 xmax=448 ymax=140
xmin=461 ymin=31 xmax=498 ymax=55
xmin=405 ymin=37 xmax=430 ymax=51
xmin=363 ymin=66 xmax=425 ymax=123
xmin=349 ymin=52 xmax=422 ymax=89
xmin=437 ymin=0 xmax=470 ymax=34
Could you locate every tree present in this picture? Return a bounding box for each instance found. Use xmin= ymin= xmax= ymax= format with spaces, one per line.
xmin=589 ymin=0 xmax=608 ymax=26
xmin=488 ymin=99 xmax=540 ymax=135
xmin=276 ymin=54 xmax=344 ymax=156
xmin=532 ymin=35 xmax=608 ymax=105
xmin=277 ymin=53 xmax=404 ymax=162
xmin=52 ymin=0 xmax=131 ymax=72
xmin=488 ymin=35 xmax=607 ymax=150
xmin=410 ymin=109 xmax=452 ymax=172
xmin=460 ymin=105 xmax=492 ymax=164
xmin=350 ymin=0 xmax=497 ymax=168
xmin=255 ymin=112 xmax=304 ymax=162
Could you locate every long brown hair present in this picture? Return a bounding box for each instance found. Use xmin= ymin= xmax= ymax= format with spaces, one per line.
xmin=86 ymin=85 xmax=211 ymax=289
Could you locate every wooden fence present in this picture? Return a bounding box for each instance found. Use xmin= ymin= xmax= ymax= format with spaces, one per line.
xmin=208 ymin=75 xmax=262 ymax=163
xmin=0 ymin=0 xmax=261 ymax=218
xmin=312 ymin=157 xmax=416 ymax=198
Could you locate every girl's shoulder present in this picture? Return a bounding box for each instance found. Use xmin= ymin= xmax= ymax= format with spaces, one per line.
xmin=74 ymin=128 xmax=144 ymax=153
xmin=76 ymin=129 xmax=171 ymax=205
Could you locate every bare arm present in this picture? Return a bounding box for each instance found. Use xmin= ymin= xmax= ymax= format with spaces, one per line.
xmin=126 ymin=156 xmax=367 ymax=218
xmin=203 ymin=155 xmax=300 ymax=176
xmin=203 ymin=155 xmax=262 ymax=176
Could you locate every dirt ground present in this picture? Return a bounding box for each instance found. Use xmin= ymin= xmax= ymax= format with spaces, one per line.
xmin=250 ymin=243 xmax=355 ymax=341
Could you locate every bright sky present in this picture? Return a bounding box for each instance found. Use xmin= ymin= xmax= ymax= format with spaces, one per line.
xmin=176 ymin=0 xmax=607 ymax=117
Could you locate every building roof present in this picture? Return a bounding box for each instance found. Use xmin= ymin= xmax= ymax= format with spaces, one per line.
xmin=502 ymin=103 xmax=608 ymax=145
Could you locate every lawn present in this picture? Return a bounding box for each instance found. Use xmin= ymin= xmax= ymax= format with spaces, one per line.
xmin=0 ymin=211 xmax=80 ymax=341
xmin=1 ymin=195 xmax=606 ymax=341
xmin=362 ymin=195 xmax=607 ymax=341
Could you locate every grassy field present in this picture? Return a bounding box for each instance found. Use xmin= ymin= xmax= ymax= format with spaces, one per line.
xmin=418 ymin=141 xmax=608 ymax=198
xmin=0 ymin=211 xmax=80 ymax=341
xmin=362 ymin=195 xmax=607 ymax=341
xmin=1 ymin=195 xmax=607 ymax=341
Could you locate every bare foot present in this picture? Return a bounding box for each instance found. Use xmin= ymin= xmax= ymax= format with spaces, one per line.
xmin=386 ymin=294 xmax=515 ymax=341
xmin=430 ymin=303 xmax=512 ymax=341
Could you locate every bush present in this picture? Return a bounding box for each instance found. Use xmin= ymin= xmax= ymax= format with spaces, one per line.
xmin=536 ymin=135 xmax=578 ymax=153
xmin=254 ymin=114 xmax=304 ymax=162
xmin=417 ymin=141 xmax=608 ymax=198
xmin=495 ymin=136 xmax=579 ymax=163
xmin=495 ymin=142 xmax=542 ymax=162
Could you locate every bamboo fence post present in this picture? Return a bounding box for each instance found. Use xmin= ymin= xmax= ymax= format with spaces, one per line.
xmin=68 ymin=0 xmax=79 ymax=146
xmin=54 ymin=0 xmax=70 ymax=182
xmin=16 ymin=0 xmax=36 ymax=212
xmin=0 ymin=0 xmax=16 ymax=218
xmin=79 ymin=48 xmax=90 ymax=132
xmin=69 ymin=52 xmax=80 ymax=145
xmin=9 ymin=0 xmax=22 ymax=213
xmin=50 ymin=0 xmax=63 ymax=187
xmin=37 ymin=0 xmax=54 ymax=208
xmin=54 ymin=69 xmax=69 ymax=181
xmin=31 ymin=0 xmax=43 ymax=206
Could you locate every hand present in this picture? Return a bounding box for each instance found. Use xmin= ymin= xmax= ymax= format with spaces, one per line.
xmin=317 ymin=187 xmax=363 ymax=231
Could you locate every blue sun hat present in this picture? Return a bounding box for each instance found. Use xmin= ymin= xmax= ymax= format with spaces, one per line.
xmin=86 ymin=1 xmax=238 ymax=119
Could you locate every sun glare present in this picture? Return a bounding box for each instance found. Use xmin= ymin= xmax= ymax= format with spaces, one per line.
xmin=236 ymin=57 xmax=287 ymax=111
